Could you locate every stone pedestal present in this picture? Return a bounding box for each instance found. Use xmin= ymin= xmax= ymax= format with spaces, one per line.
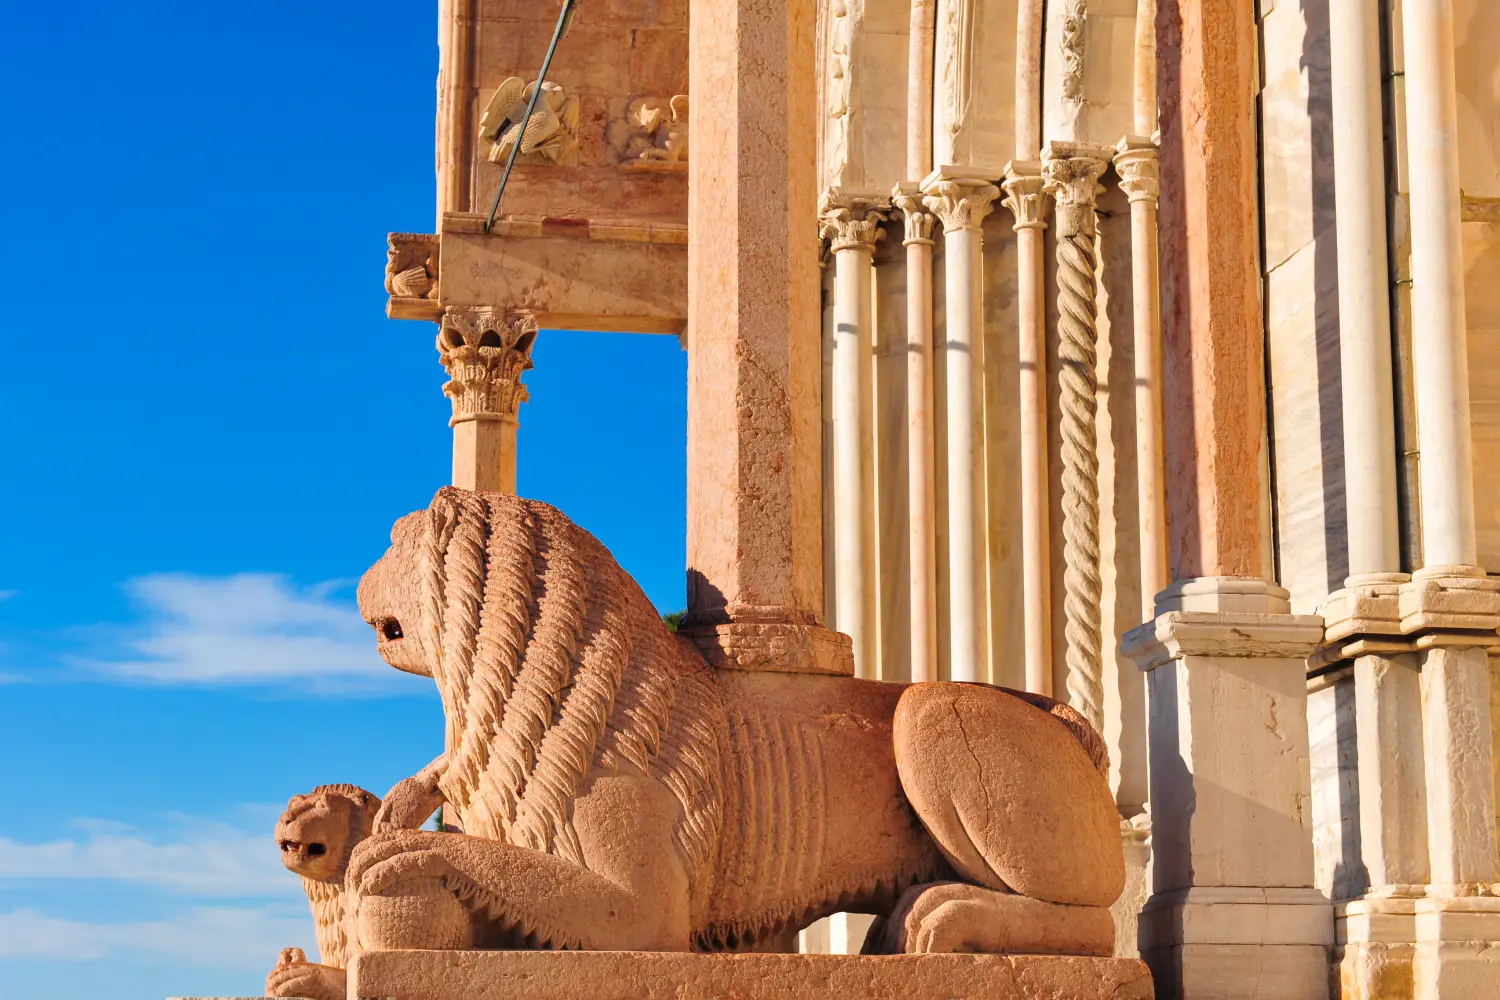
xmin=1122 ymin=577 xmax=1332 ymax=1000
xmin=349 ymin=949 xmax=1154 ymax=1000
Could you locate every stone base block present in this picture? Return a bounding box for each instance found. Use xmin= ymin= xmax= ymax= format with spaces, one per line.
xmin=1412 ymin=899 xmax=1500 ymax=999
xmin=349 ymin=949 xmax=1153 ymax=1000
xmin=1143 ymin=944 xmax=1331 ymax=1000
xmin=682 ymin=622 xmax=855 ymax=675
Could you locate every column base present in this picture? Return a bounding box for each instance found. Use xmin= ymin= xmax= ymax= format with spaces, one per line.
xmin=1337 ymin=895 xmax=1419 ymax=1000
xmin=1413 ymin=895 xmax=1500 ymax=999
xmin=1140 ymin=887 xmax=1333 ymax=1000
xmin=681 ymin=621 xmax=854 ymax=675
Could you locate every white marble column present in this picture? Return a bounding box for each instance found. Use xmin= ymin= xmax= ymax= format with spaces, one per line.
xmin=922 ymin=171 xmax=998 ymax=683
xmin=1001 ymin=162 xmax=1053 ymax=696
xmin=1399 ymin=1 xmax=1500 ymax=993
xmin=1404 ymin=0 xmax=1475 ymax=570
xmin=820 ymin=192 xmax=888 ymax=677
xmin=438 ymin=306 xmax=537 ymax=493
xmin=894 ymin=188 xmax=939 ymax=683
xmin=1114 ymin=139 xmax=1168 ymax=622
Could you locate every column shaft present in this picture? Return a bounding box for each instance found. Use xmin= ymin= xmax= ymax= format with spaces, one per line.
xmin=1403 ymin=0 xmax=1477 ymax=568
xmin=922 ymin=174 xmax=998 ymax=683
xmin=1116 ymin=140 xmax=1168 ymax=618
xmin=1002 ymin=163 xmax=1053 ymax=696
xmin=685 ymin=0 xmax=824 ymax=627
xmin=1044 ymin=142 xmax=1111 ymax=731
xmin=895 ymin=191 xmax=939 ymax=683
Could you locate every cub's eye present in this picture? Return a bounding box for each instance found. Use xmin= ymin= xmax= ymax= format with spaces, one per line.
xmin=375 ymin=618 xmax=404 ymax=642
xmin=307 ymin=843 xmax=327 ymax=857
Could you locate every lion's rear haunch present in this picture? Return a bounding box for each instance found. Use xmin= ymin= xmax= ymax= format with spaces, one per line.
xmin=358 ymin=487 xmax=729 ymax=877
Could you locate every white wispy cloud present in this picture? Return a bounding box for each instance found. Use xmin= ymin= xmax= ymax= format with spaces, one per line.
xmin=0 ymin=816 xmax=300 ymax=897
xmin=77 ymin=572 xmax=405 ymax=693
xmin=0 ymin=905 xmax=314 ymax=970
xmin=0 ymin=589 xmax=17 ymax=601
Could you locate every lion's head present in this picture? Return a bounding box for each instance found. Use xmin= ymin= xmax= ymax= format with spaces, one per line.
xmin=275 ymin=784 xmax=380 ymax=883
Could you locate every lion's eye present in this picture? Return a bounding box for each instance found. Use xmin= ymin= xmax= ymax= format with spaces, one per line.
xmin=378 ymin=619 xmax=404 ymax=642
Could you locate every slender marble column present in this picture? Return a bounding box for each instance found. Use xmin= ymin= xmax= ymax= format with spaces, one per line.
xmin=894 ymin=189 xmax=939 ymax=683
xmin=1114 ymin=139 xmax=1168 ymax=620
xmin=1403 ymin=0 xmax=1476 ymax=569
xmin=820 ymin=193 xmax=888 ymax=676
xmin=1001 ymin=162 xmax=1053 ymax=695
xmin=1330 ymin=0 xmax=1400 ymax=577
xmin=922 ymin=171 xmax=999 ymax=683
xmin=1043 ymin=141 xmax=1111 ymax=731
xmin=438 ymin=306 xmax=536 ymax=493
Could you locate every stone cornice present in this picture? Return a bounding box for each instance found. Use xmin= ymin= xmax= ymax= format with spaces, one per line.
xmin=818 ymin=190 xmax=890 ymax=254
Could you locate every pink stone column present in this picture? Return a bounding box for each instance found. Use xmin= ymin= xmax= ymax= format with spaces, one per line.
xmin=1123 ymin=0 xmax=1333 ymax=993
xmin=683 ymin=0 xmax=851 ymax=674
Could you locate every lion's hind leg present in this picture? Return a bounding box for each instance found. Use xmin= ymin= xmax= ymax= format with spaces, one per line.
xmin=865 ymin=882 xmax=1114 ymax=956
xmin=892 ymin=682 xmax=1124 ymax=907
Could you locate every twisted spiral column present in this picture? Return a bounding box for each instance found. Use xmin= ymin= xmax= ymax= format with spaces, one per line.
xmin=1042 ymin=143 xmax=1110 ymax=731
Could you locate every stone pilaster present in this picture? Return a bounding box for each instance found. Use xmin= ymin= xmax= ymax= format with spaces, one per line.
xmin=1123 ymin=579 xmax=1333 ymax=999
xmin=438 ymin=306 xmax=537 ymax=494
xmin=921 ymin=170 xmax=999 ymax=683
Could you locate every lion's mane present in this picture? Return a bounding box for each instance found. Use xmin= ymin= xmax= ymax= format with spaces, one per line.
xmin=411 ymin=487 xmax=727 ymax=876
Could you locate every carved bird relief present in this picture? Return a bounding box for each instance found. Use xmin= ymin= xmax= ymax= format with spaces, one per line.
xmin=479 ymin=77 xmax=580 ymax=167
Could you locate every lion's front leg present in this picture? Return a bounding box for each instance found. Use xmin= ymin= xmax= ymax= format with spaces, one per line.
xmin=349 ymin=775 xmax=692 ymax=952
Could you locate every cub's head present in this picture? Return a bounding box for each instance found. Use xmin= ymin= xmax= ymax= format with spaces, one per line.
xmin=275 ymin=784 xmax=380 ymax=883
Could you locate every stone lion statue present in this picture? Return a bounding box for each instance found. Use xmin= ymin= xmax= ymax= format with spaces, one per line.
xmin=294 ymin=487 xmax=1122 ymax=991
xmin=265 ymin=784 xmax=381 ymax=1000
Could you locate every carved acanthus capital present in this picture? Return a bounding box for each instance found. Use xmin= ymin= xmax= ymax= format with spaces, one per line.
xmin=919 ymin=175 xmax=1000 ymax=234
xmin=1000 ymin=160 xmax=1050 ymax=233
xmin=818 ymin=191 xmax=890 ymax=253
xmin=891 ymin=188 xmax=936 ymax=246
xmin=437 ymin=307 xmax=539 ymax=424
xmin=1114 ymin=136 xmax=1161 ymax=205
xmin=1042 ymin=141 xmax=1111 ymax=239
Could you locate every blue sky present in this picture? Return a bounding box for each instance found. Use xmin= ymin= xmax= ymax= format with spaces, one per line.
xmin=0 ymin=4 xmax=687 ymax=997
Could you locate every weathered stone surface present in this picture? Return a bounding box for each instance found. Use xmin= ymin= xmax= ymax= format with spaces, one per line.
xmin=349 ymin=950 xmax=1154 ymax=1000
xmin=313 ymin=488 xmax=1127 ymax=973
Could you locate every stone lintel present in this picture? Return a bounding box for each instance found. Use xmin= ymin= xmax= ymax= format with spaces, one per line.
xmin=1139 ymin=887 xmax=1334 ymax=949
xmin=349 ymin=950 xmax=1154 ymax=1000
xmin=681 ymin=621 xmax=854 ymax=675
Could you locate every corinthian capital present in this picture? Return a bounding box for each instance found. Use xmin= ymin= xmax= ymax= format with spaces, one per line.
xmin=1000 ymin=160 xmax=1050 ymax=233
xmin=1114 ymin=135 xmax=1161 ymax=205
xmin=920 ymin=172 xmax=1000 ymax=234
xmin=891 ymin=186 xmax=936 ymax=246
xmin=818 ymin=190 xmax=890 ymax=253
xmin=1042 ymin=141 xmax=1111 ymax=239
xmin=437 ymin=306 xmax=538 ymax=425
